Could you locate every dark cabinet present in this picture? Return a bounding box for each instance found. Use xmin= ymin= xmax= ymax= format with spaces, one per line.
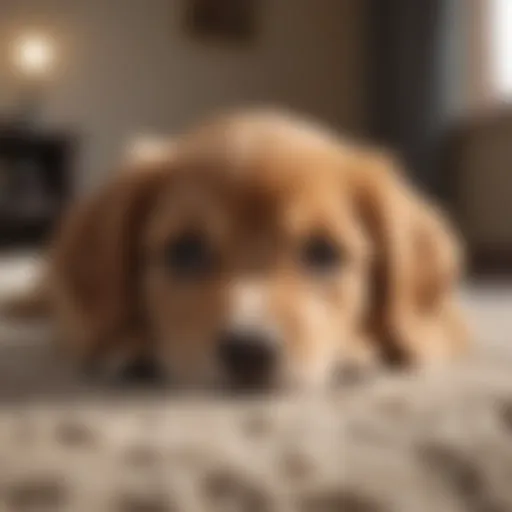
xmin=0 ymin=128 xmax=73 ymax=246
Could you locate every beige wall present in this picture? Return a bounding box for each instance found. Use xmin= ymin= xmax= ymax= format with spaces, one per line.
xmin=0 ymin=0 xmax=368 ymax=194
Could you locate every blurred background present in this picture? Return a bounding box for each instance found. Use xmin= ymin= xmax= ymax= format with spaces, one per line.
xmin=1 ymin=5 xmax=512 ymax=507
xmin=0 ymin=0 xmax=510 ymax=273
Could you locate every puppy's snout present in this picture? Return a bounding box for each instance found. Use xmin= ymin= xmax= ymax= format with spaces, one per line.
xmin=218 ymin=329 xmax=278 ymax=386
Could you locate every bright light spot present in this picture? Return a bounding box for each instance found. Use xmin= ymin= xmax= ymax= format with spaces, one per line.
xmin=489 ymin=0 xmax=512 ymax=97
xmin=12 ymin=34 xmax=56 ymax=78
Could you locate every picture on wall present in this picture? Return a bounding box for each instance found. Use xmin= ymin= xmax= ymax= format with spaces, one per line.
xmin=185 ymin=0 xmax=258 ymax=43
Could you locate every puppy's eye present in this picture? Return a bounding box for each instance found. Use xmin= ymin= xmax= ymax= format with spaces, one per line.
xmin=301 ymin=235 xmax=341 ymax=272
xmin=166 ymin=232 xmax=213 ymax=276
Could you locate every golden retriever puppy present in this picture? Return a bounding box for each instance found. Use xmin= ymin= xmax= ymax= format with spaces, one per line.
xmin=42 ymin=109 xmax=466 ymax=390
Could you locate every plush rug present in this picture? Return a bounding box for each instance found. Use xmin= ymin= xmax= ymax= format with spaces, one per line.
xmin=0 ymin=253 xmax=512 ymax=512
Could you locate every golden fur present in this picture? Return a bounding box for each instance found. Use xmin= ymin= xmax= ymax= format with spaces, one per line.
xmin=40 ymin=109 xmax=466 ymax=388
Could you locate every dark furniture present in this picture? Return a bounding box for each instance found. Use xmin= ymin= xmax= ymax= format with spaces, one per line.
xmin=0 ymin=127 xmax=73 ymax=247
xmin=441 ymin=107 xmax=512 ymax=275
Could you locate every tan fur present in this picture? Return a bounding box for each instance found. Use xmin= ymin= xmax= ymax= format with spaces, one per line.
xmin=26 ymin=109 xmax=467 ymax=387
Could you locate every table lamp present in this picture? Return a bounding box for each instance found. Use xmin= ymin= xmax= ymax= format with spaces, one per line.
xmin=9 ymin=33 xmax=57 ymax=130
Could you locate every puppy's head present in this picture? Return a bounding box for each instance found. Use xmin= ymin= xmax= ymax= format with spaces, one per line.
xmin=53 ymin=111 xmax=462 ymax=390
xmin=139 ymin=113 xmax=377 ymax=390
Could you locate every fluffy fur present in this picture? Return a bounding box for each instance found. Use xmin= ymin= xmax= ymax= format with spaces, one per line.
xmin=35 ymin=109 xmax=467 ymax=388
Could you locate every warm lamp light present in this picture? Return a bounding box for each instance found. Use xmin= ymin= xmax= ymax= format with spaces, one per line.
xmin=12 ymin=33 xmax=56 ymax=79
xmin=8 ymin=33 xmax=58 ymax=129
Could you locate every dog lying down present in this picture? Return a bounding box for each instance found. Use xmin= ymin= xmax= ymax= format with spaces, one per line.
xmin=6 ymin=109 xmax=468 ymax=391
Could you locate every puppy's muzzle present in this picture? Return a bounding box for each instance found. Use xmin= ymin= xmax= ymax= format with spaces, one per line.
xmin=218 ymin=329 xmax=278 ymax=390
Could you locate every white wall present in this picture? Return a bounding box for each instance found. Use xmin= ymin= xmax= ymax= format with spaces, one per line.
xmin=0 ymin=0 xmax=368 ymax=193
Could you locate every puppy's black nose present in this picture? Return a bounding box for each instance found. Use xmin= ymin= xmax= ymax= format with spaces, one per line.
xmin=117 ymin=358 xmax=163 ymax=386
xmin=218 ymin=330 xmax=278 ymax=386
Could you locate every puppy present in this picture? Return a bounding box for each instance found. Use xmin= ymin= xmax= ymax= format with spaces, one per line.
xmin=35 ymin=110 xmax=467 ymax=390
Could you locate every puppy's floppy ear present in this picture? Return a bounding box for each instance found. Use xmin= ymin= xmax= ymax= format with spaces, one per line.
xmin=352 ymin=150 xmax=467 ymax=365
xmin=49 ymin=164 xmax=168 ymax=362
